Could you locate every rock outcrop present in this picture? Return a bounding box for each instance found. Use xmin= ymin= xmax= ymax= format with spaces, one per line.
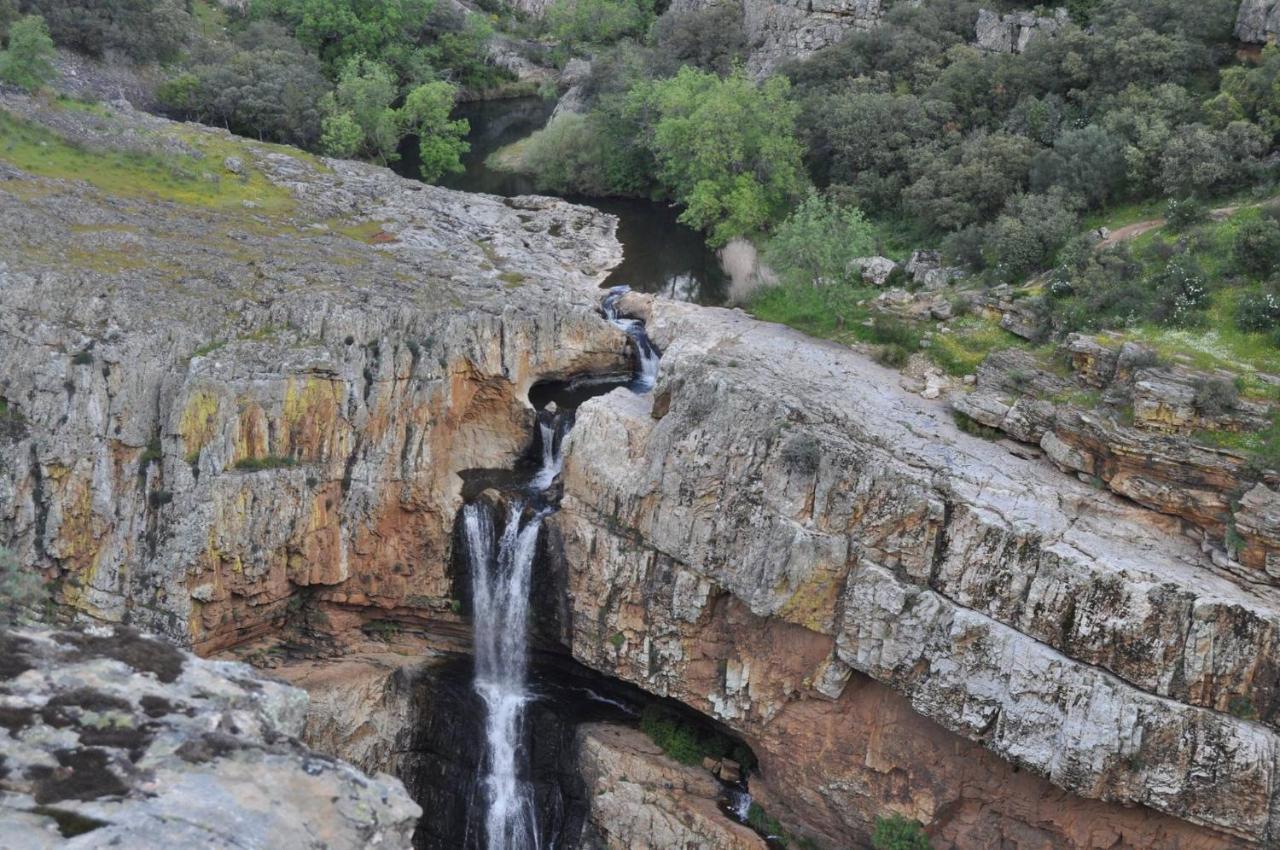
xmin=0 ymin=92 xmax=627 ymax=654
xmin=952 ymin=340 xmax=1280 ymax=586
xmin=552 ymin=296 xmax=1280 ymax=849
xmin=576 ymin=723 xmax=766 ymax=850
xmin=663 ymin=0 xmax=884 ymax=77
xmin=0 ymin=625 xmax=419 ymax=849
xmin=974 ymin=7 xmax=1069 ymax=53
xmin=1237 ymin=0 xmax=1280 ymax=43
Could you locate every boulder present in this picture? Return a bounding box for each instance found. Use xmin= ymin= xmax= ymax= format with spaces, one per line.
xmin=0 ymin=626 xmax=420 ymax=850
xmin=848 ymin=255 xmax=898 ymax=286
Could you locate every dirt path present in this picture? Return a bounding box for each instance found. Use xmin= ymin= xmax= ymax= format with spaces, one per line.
xmin=1094 ymin=204 xmax=1244 ymax=251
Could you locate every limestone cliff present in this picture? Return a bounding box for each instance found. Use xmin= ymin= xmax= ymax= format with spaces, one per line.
xmin=0 ymin=92 xmax=627 ymax=653
xmin=552 ymin=295 xmax=1280 ymax=849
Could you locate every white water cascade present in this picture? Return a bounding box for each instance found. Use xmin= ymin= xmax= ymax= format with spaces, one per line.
xmin=602 ymin=286 xmax=661 ymax=392
xmin=463 ymin=288 xmax=661 ymax=850
xmin=465 ymin=499 xmax=546 ymax=850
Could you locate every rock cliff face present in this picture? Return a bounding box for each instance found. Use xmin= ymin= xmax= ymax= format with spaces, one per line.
xmin=552 ymin=296 xmax=1280 ymax=849
xmin=1237 ymin=0 xmax=1280 ymax=42
xmin=8 ymin=86 xmax=1280 ymax=850
xmin=0 ymin=626 xmax=419 ymax=849
xmin=0 ymin=93 xmax=627 ymax=654
xmin=664 ymin=0 xmax=884 ymax=77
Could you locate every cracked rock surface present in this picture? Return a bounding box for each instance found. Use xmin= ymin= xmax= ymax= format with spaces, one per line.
xmin=0 ymin=625 xmax=420 ymax=850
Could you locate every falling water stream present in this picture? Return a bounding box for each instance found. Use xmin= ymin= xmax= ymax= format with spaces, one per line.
xmin=462 ymin=289 xmax=660 ymax=850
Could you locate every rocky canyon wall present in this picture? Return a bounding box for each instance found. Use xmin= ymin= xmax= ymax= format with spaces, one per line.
xmin=0 ymin=92 xmax=628 ymax=654
xmin=552 ymin=296 xmax=1280 ymax=849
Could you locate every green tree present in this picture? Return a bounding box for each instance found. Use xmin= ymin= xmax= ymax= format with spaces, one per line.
xmin=402 ymin=79 xmax=468 ymax=181
xmin=628 ymin=66 xmax=808 ymax=245
xmin=0 ymin=14 xmax=54 ymax=92
xmin=157 ymin=23 xmax=329 ymax=149
xmin=319 ymin=55 xmax=401 ymax=161
xmin=250 ymin=0 xmax=433 ymax=77
xmin=764 ymin=191 xmax=875 ymax=287
xmin=1031 ymin=125 xmax=1128 ymax=207
xmin=903 ymin=131 xmax=1036 ymax=232
xmin=547 ymin=0 xmax=654 ymax=49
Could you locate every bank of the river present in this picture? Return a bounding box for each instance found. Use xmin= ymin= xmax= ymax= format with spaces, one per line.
xmin=396 ymin=97 xmax=753 ymax=306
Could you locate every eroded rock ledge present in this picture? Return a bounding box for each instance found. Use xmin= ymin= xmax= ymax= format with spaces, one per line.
xmin=553 ymin=296 xmax=1280 ymax=849
xmin=0 ymin=626 xmax=418 ymax=849
xmin=0 ymin=92 xmax=627 ymax=653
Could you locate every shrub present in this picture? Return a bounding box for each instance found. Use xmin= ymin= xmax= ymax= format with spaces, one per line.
xmin=1236 ymin=288 xmax=1280 ymax=333
xmin=1232 ymin=218 xmax=1280 ymax=277
xmin=1164 ymin=197 xmax=1206 ymax=231
xmin=872 ymin=814 xmax=934 ymax=850
xmin=156 ymin=23 xmax=329 ymax=150
xmin=780 ymin=432 xmax=821 ymax=474
xmin=1149 ymin=256 xmax=1209 ymax=326
xmin=763 ymin=191 xmax=875 ymax=287
xmin=1193 ymin=376 xmax=1239 ymax=416
xmin=547 ymin=0 xmax=654 ymax=48
xmin=639 ymin=703 xmax=755 ymax=769
xmin=22 ymin=0 xmax=190 ymax=63
xmin=0 ymin=14 xmax=54 ymax=92
xmin=650 ymin=3 xmax=746 ymax=75
xmin=234 ymin=454 xmax=297 ymax=471
xmin=0 ymin=545 xmax=46 ymax=627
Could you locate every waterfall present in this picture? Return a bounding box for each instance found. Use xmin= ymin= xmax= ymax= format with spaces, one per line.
xmin=602 ymin=286 xmax=660 ymax=392
xmin=527 ymin=411 xmax=566 ymax=494
xmin=465 ymin=500 xmax=546 ymax=850
xmin=462 ymin=287 xmax=662 ymax=850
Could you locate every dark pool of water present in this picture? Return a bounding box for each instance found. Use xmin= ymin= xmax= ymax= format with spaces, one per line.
xmin=395 ymin=97 xmax=729 ymax=306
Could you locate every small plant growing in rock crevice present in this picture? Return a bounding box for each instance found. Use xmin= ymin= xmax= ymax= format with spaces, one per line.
xmin=781 ymin=432 xmax=822 ymax=474
xmin=1192 ymin=377 xmax=1240 ymax=418
xmin=872 ymin=814 xmax=934 ymax=850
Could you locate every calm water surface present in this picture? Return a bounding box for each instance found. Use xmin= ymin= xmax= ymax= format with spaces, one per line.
xmin=396 ymin=97 xmax=731 ymax=306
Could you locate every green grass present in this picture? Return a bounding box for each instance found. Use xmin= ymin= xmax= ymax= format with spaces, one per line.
xmin=0 ymin=109 xmax=296 ymax=213
xmin=930 ymin=316 xmax=1026 ymax=377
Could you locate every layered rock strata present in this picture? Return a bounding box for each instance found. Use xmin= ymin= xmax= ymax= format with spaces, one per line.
xmin=0 ymin=93 xmax=627 ymax=653
xmin=553 ymin=296 xmax=1280 ymax=849
xmin=0 ymin=625 xmax=419 ymax=849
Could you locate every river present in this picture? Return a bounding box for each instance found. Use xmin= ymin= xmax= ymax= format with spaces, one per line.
xmin=395 ymin=97 xmax=735 ymax=306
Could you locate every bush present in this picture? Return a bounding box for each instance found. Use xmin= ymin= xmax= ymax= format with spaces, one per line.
xmin=872 ymin=814 xmax=933 ymax=850
xmin=1236 ymin=287 xmax=1280 ymax=333
xmin=0 ymin=14 xmax=54 ymax=92
xmin=780 ymin=432 xmax=821 ymax=474
xmin=22 ymin=0 xmax=190 ymax=62
xmin=650 ymin=3 xmax=746 ymax=75
xmin=763 ymin=191 xmax=875 ymax=287
xmin=981 ymin=190 xmax=1081 ymax=281
xmin=1164 ymin=197 xmax=1206 ymax=231
xmin=234 ymin=454 xmax=297 ymax=471
xmin=547 ymin=0 xmax=654 ymax=48
xmin=1193 ymin=376 xmax=1239 ymax=416
xmin=1232 ymin=218 xmax=1280 ymax=277
xmin=157 ymin=23 xmax=329 ymax=149
xmin=638 ymin=703 xmax=755 ymax=769
xmin=0 ymin=545 xmax=46 ymax=627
